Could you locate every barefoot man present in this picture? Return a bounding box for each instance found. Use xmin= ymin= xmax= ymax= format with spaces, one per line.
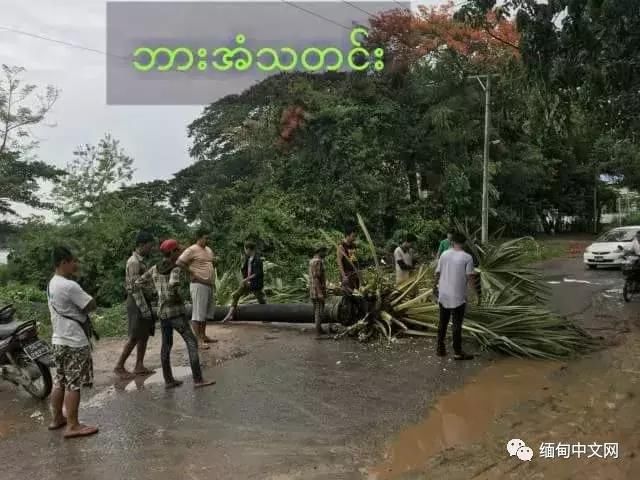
xmin=114 ymin=231 xmax=156 ymax=378
xmin=177 ymin=228 xmax=217 ymax=349
xmin=48 ymin=246 xmax=99 ymax=438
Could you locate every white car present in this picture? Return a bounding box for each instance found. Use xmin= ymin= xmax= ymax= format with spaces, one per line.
xmin=584 ymin=226 xmax=640 ymax=269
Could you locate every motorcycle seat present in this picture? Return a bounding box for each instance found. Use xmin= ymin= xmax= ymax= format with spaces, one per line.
xmin=0 ymin=305 xmax=15 ymax=324
xmin=0 ymin=320 xmax=19 ymax=339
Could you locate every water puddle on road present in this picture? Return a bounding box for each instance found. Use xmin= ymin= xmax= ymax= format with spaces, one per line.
xmin=124 ymin=366 xmax=193 ymax=391
xmin=369 ymin=358 xmax=562 ymax=480
xmin=82 ymin=367 xmax=195 ymax=406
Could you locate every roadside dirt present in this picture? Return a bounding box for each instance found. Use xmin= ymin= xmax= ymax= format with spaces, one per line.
xmin=369 ymin=260 xmax=640 ymax=480
xmin=369 ymin=333 xmax=640 ymax=479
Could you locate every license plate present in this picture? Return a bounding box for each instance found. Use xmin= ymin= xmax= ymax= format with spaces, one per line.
xmin=594 ymin=256 xmax=603 ymax=261
xmin=23 ymin=340 xmax=51 ymax=360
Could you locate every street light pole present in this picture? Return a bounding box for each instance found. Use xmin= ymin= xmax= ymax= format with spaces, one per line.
xmin=468 ymin=74 xmax=498 ymax=244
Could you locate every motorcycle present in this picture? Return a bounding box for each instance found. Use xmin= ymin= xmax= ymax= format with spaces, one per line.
xmin=621 ymin=254 xmax=640 ymax=303
xmin=0 ymin=304 xmax=53 ymax=399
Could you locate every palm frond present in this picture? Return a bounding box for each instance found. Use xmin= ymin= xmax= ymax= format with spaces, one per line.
xmin=330 ymin=214 xmax=596 ymax=359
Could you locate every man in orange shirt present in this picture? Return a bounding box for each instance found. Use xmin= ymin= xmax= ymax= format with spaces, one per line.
xmin=177 ymin=228 xmax=218 ymax=350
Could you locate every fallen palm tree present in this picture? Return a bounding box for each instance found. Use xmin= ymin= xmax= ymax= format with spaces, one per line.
xmin=330 ymin=215 xmax=595 ymax=359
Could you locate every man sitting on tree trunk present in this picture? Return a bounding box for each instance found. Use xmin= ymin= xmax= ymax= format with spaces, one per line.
xmin=222 ymin=240 xmax=266 ymax=322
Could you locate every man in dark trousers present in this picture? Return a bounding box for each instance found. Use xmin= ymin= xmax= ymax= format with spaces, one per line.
xmin=114 ymin=231 xmax=156 ymax=378
xmin=222 ymin=240 xmax=266 ymax=322
xmin=434 ymin=232 xmax=476 ymax=360
xmin=137 ymin=239 xmax=215 ymax=389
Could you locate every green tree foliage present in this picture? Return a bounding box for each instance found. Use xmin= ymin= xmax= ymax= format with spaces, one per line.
xmin=0 ymin=65 xmax=63 ymax=215
xmin=7 ymin=194 xmax=188 ymax=306
xmin=5 ymin=1 xmax=640 ymax=305
xmin=52 ymin=134 xmax=135 ymax=217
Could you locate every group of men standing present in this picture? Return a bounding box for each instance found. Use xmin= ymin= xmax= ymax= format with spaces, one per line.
xmin=45 ymin=225 xmax=474 ymax=440
xmin=114 ymin=229 xmax=215 ymax=381
xmin=114 ymin=229 xmax=267 ymax=378
xmin=308 ymin=227 xmax=475 ymax=362
xmin=46 ymin=229 xmax=267 ymax=439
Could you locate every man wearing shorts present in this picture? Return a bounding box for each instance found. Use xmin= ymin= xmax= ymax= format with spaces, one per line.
xmin=177 ymin=228 xmax=217 ymax=349
xmin=114 ymin=231 xmax=156 ymax=378
xmin=47 ymin=246 xmax=98 ymax=438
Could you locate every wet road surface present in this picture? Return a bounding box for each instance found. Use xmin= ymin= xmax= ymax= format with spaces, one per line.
xmin=1 ymin=323 xmax=483 ymax=479
xmin=0 ymin=258 xmax=635 ymax=479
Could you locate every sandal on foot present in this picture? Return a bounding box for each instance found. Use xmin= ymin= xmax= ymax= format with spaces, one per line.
xmin=194 ymin=380 xmax=216 ymax=388
xmin=64 ymin=424 xmax=99 ymax=439
xmin=454 ymin=353 xmax=474 ymax=360
xmin=113 ymin=368 xmax=136 ymax=380
xmin=48 ymin=418 xmax=67 ymax=430
xmin=165 ymin=380 xmax=184 ymax=389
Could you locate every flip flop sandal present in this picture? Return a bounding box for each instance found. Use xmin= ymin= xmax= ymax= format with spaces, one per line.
xmin=165 ymin=380 xmax=184 ymax=389
xmin=113 ymin=369 xmax=136 ymax=380
xmin=194 ymin=380 xmax=216 ymax=388
xmin=48 ymin=419 xmax=67 ymax=430
xmin=64 ymin=425 xmax=99 ymax=439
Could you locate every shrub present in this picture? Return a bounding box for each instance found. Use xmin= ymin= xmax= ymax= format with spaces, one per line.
xmin=396 ymin=215 xmax=447 ymax=258
xmin=622 ymin=213 xmax=640 ymax=227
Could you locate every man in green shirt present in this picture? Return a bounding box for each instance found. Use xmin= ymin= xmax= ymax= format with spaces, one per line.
xmin=437 ymin=231 xmax=454 ymax=259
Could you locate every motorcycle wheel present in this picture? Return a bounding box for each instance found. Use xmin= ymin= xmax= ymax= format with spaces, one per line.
xmin=623 ymin=281 xmax=631 ymax=303
xmin=21 ymin=359 xmax=53 ymax=400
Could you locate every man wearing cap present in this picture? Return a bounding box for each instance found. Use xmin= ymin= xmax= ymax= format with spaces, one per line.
xmin=114 ymin=231 xmax=156 ymax=378
xmin=137 ymin=239 xmax=215 ymax=389
xmin=177 ymin=228 xmax=217 ymax=350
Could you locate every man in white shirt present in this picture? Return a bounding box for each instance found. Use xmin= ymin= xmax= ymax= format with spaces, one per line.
xmin=47 ymin=246 xmax=98 ymax=438
xmin=434 ymin=232 xmax=476 ymax=360
xmin=394 ymin=233 xmax=417 ymax=285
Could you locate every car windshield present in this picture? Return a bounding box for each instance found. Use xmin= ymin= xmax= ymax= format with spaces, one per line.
xmin=598 ymin=229 xmax=637 ymax=242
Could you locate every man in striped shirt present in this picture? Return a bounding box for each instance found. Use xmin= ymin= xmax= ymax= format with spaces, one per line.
xmin=114 ymin=231 xmax=156 ymax=379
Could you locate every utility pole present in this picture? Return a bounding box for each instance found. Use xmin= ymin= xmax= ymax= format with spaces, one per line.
xmin=468 ymin=74 xmax=498 ymax=244
xmin=593 ymin=169 xmax=598 ymax=234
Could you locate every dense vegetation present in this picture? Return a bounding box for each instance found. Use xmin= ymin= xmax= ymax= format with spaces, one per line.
xmin=1 ymin=0 xmax=639 ymax=309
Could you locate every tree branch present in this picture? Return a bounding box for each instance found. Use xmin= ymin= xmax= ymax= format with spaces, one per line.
xmin=484 ymin=25 xmax=520 ymax=51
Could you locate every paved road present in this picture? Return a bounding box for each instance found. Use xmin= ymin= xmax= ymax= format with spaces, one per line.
xmin=0 ymin=325 xmax=483 ymax=480
xmin=0 ymin=259 xmax=630 ymax=479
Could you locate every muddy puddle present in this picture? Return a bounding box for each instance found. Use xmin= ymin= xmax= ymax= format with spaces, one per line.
xmin=369 ymin=358 xmax=562 ymax=479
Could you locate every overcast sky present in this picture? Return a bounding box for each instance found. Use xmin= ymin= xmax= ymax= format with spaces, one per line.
xmin=0 ymin=0 xmax=439 ymax=220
